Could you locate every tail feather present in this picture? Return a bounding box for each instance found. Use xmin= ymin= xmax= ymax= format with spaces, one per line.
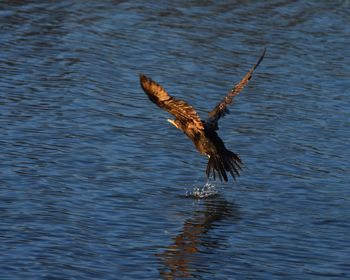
xmin=206 ymin=150 xmax=242 ymax=182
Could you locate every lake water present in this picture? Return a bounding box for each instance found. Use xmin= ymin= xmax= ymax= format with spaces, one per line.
xmin=1 ymin=1 xmax=349 ymax=279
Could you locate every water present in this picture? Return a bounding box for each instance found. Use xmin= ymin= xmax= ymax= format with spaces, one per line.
xmin=1 ymin=1 xmax=349 ymax=279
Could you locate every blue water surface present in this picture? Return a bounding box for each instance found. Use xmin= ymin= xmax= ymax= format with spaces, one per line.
xmin=1 ymin=1 xmax=349 ymax=279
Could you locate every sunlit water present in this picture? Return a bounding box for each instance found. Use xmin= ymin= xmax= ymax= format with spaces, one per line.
xmin=1 ymin=1 xmax=349 ymax=279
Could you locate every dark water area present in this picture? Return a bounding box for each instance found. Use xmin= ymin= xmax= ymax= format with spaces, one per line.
xmin=1 ymin=1 xmax=349 ymax=279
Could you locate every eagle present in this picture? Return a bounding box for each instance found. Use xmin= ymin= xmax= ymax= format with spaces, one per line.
xmin=140 ymin=49 xmax=266 ymax=182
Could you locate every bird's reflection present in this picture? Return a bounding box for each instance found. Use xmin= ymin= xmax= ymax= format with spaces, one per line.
xmin=157 ymin=195 xmax=240 ymax=279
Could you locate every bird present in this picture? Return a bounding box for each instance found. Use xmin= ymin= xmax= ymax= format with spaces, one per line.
xmin=140 ymin=48 xmax=266 ymax=182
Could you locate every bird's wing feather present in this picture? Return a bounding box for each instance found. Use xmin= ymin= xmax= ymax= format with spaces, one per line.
xmin=140 ymin=74 xmax=204 ymax=130
xmin=207 ymin=48 xmax=266 ymax=130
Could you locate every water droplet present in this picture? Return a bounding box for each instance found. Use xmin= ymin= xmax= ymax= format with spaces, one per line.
xmin=186 ymin=182 xmax=219 ymax=198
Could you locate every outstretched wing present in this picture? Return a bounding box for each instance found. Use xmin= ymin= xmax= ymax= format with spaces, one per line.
xmin=140 ymin=74 xmax=204 ymax=130
xmin=207 ymin=48 xmax=266 ymax=130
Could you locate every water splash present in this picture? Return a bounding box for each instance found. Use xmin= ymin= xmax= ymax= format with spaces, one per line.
xmin=186 ymin=182 xmax=219 ymax=199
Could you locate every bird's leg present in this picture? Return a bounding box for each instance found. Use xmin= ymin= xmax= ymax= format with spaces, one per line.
xmin=167 ymin=119 xmax=179 ymax=129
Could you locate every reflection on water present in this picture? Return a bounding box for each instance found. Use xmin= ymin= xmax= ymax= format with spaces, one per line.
xmin=157 ymin=196 xmax=240 ymax=279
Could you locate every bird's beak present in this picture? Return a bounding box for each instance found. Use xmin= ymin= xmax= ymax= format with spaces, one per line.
xmin=167 ymin=119 xmax=178 ymax=129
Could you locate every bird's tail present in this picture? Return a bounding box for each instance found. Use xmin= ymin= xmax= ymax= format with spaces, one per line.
xmin=206 ymin=149 xmax=242 ymax=182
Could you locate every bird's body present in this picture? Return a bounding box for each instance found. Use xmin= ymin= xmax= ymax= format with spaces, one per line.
xmin=140 ymin=49 xmax=266 ymax=182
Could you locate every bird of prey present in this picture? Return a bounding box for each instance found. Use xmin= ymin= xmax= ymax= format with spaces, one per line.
xmin=140 ymin=49 xmax=266 ymax=182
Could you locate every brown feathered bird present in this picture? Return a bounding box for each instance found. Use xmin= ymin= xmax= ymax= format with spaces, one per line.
xmin=140 ymin=49 xmax=266 ymax=182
